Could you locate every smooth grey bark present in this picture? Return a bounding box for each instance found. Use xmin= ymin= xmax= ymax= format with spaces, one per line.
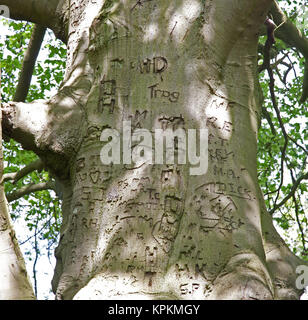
xmin=1 ymin=0 xmax=307 ymax=300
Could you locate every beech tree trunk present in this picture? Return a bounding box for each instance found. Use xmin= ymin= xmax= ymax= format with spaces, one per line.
xmin=1 ymin=0 xmax=307 ymax=300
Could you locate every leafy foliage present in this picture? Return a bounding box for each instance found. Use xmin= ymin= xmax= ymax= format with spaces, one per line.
xmin=257 ymin=2 xmax=308 ymax=260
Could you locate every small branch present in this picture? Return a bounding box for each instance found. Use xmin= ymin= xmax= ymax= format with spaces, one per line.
xmin=269 ymin=172 xmax=308 ymax=215
xmin=285 ymin=52 xmax=298 ymax=80
xmin=261 ymin=21 xmax=290 ymax=212
xmin=290 ymin=171 xmax=307 ymax=253
xmin=14 ymin=25 xmax=46 ymax=102
xmin=261 ymin=107 xmax=276 ymax=135
xmin=259 ymin=16 xmax=276 ymax=73
xmin=19 ymin=215 xmax=53 ymax=246
xmin=33 ymin=217 xmax=39 ymax=298
xmin=287 ymin=134 xmax=308 ymax=155
xmin=282 ymin=64 xmax=292 ymax=85
xmin=272 ymin=136 xmax=288 ymax=210
xmin=264 ymin=16 xmax=276 ymax=44
xmin=2 ymin=159 xmax=44 ymax=184
xmin=6 ymin=181 xmax=56 ymax=203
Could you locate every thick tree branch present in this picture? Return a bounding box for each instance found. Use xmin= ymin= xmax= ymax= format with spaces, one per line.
xmin=270 ymin=0 xmax=308 ymax=102
xmin=14 ymin=25 xmax=46 ymax=102
xmin=1 ymin=100 xmax=68 ymax=178
xmin=2 ymin=159 xmax=44 ymax=184
xmin=1 ymin=100 xmax=49 ymax=153
xmin=6 ymin=180 xmax=56 ymax=202
xmin=1 ymin=90 xmax=85 ymax=178
xmin=0 ymin=0 xmax=67 ymax=42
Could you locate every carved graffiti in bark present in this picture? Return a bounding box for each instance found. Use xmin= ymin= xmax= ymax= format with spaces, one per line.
xmin=148 ymin=83 xmax=180 ymax=103
xmin=98 ymin=79 xmax=117 ymax=114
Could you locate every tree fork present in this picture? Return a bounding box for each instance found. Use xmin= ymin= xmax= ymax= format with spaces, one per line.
xmin=1 ymin=0 xmax=308 ymax=300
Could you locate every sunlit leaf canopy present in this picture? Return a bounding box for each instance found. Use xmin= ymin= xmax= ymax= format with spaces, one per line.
xmin=0 ymin=0 xmax=307 ymax=298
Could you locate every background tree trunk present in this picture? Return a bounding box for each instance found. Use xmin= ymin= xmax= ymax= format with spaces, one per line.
xmin=0 ymin=70 xmax=35 ymax=300
xmin=1 ymin=0 xmax=307 ymax=300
